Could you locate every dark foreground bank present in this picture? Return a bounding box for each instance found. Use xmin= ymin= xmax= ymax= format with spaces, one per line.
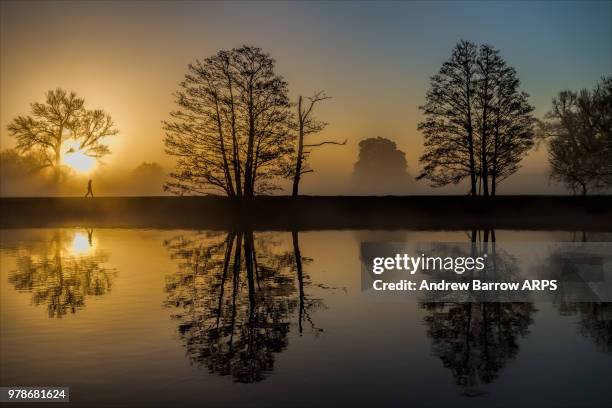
xmin=1 ymin=196 xmax=611 ymax=230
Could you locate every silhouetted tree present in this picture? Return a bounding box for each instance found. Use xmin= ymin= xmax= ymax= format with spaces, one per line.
xmin=541 ymin=77 xmax=612 ymax=195
xmin=556 ymin=302 xmax=612 ymax=354
xmin=163 ymin=230 xmax=324 ymax=382
xmin=418 ymin=40 xmax=479 ymax=195
xmin=352 ymin=137 xmax=410 ymax=193
xmin=164 ymin=46 xmax=293 ymax=197
xmin=291 ymin=231 xmax=325 ymax=334
xmin=536 ymin=233 xmax=612 ymax=353
xmin=418 ymin=41 xmax=535 ymax=196
xmin=130 ymin=162 xmax=166 ymax=195
xmin=7 ymin=89 xmax=118 ymax=181
xmin=487 ymin=61 xmax=535 ymax=195
xmin=421 ymin=230 xmax=535 ymax=394
xmin=8 ymin=229 xmax=115 ymax=318
xmin=291 ymin=92 xmax=345 ymax=197
xmin=423 ymin=302 xmax=535 ymax=393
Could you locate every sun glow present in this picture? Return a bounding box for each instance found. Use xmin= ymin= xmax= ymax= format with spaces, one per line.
xmin=70 ymin=231 xmax=95 ymax=255
xmin=62 ymin=141 xmax=97 ymax=173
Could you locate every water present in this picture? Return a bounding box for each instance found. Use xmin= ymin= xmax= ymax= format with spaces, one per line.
xmin=1 ymin=228 xmax=611 ymax=407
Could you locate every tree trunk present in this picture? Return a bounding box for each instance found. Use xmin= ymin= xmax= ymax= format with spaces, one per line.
xmin=243 ymin=85 xmax=255 ymax=198
xmin=491 ymin=124 xmax=499 ymax=197
xmin=244 ymin=231 xmax=256 ymax=313
xmin=466 ymin=98 xmax=477 ymax=196
xmin=215 ymin=232 xmax=235 ymax=328
xmin=292 ymin=230 xmax=305 ymax=334
xmin=228 ymin=77 xmax=242 ymax=198
xmin=54 ymin=145 xmax=62 ymax=182
xmin=480 ymin=75 xmax=490 ymax=197
xmin=214 ymin=98 xmax=235 ymax=196
xmin=292 ymin=97 xmax=304 ymax=198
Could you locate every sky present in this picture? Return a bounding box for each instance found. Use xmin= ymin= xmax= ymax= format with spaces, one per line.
xmin=1 ymin=0 xmax=610 ymax=195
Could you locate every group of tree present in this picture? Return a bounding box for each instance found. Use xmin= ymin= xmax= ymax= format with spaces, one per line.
xmin=417 ymin=40 xmax=536 ymax=197
xmin=7 ymin=88 xmax=118 ymax=181
xmin=5 ymin=44 xmax=610 ymax=197
xmin=163 ymin=230 xmax=324 ymax=382
xmin=539 ymin=77 xmax=612 ymax=195
xmin=421 ymin=230 xmax=535 ymax=394
xmin=163 ymin=45 xmax=343 ymax=198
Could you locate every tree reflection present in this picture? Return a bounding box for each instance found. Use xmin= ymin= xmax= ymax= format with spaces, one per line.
xmin=9 ymin=229 xmax=115 ymax=318
xmin=163 ymin=230 xmax=324 ymax=383
xmin=421 ymin=230 xmax=536 ymax=395
xmin=549 ymin=232 xmax=612 ymax=354
xmin=557 ymin=302 xmax=612 ymax=353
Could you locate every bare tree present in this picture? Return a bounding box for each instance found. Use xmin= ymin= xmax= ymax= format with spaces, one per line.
xmin=487 ymin=60 xmax=535 ymax=196
xmin=475 ymin=44 xmax=500 ymax=196
xmin=418 ymin=41 xmax=535 ymax=196
xmin=291 ymin=92 xmax=345 ymax=197
xmin=418 ymin=40 xmax=479 ymax=195
xmin=163 ymin=230 xmax=325 ymax=382
xmin=7 ymin=88 xmax=118 ymax=181
xmin=541 ymin=77 xmax=611 ymax=195
xmin=164 ymin=46 xmax=293 ymax=197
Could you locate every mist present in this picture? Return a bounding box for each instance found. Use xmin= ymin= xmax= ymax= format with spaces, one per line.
xmin=0 ymin=150 xmax=169 ymax=197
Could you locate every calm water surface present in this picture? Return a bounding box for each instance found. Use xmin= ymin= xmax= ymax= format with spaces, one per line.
xmin=1 ymin=228 xmax=611 ymax=407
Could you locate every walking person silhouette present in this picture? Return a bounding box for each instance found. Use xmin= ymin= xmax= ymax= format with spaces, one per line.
xmin=85 ymin=179 xmax=94 ymax=198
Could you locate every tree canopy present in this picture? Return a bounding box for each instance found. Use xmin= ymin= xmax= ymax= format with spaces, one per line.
xmin=417 ymin=41 xmax=535 ymax=196
xmin=7 ymin=88 xmax=118 ymax=180
xmin=541 ymin=76 xmax=612 ymax=195
xmin=164 ymin=46 xmax=294 ymax=197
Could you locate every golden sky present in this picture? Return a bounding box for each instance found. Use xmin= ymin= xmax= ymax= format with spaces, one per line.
xmin=1 ymin=1 xmax=610 ymax=194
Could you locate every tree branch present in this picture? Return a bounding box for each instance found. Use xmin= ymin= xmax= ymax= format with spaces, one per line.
xmin=304 ymin=138 xmax=347 ymax=148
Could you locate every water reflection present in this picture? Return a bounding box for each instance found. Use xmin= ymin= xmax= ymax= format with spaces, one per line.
xmin=8 ymin=229 xmax=115 ymax=318
xmin=1 ymin=228 xmax=611 ymax=406
xmin=163 ymin=230 xmax=325 ymax=383
xmin=549 ymin=233 xmax=612 ymax=354
xmin=557 ymin=302 xmax=612 ymax=354
xmin=422 ymin=302 xmax=536 ymax=396
xmin=421 ymin=230 xmax=536 ymax=396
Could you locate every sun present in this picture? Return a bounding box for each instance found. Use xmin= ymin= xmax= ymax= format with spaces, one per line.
xmin=70 ymin=231 xmax=95 ymax=255
xmin=62 ymin=141 xmax=97 ymax=173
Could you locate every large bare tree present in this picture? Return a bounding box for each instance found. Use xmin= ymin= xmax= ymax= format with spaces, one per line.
xmin=7 ymin=88 xmax=118 ymax=180
xmin=418 ymin=40 xmax=479 ymax=195
xmin=291 ymin=92 xmax=345 ymax=197
xmin=418 ymin=41 xmax=535 ymax=196
xmin=164 ymin=46 xmax=294 ymax=197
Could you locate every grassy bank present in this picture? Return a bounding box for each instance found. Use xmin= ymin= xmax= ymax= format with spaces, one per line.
xmin=1 ymin=195 xmax=611 ymax=231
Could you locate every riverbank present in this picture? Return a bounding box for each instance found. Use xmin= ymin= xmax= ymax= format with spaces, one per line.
xmin=1 ymin=196 xmax=611 ymax=230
